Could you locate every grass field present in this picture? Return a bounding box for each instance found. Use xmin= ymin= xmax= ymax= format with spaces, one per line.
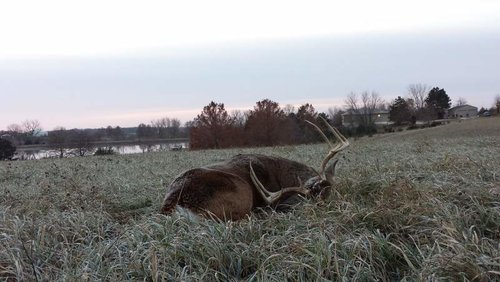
xmin=1 ymin=117 xmax=499 ymax=281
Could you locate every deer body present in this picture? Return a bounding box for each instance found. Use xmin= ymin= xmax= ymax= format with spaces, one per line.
xmin=160 ymin=119 xmax=349 ymax=221
xmin=161 ymin=154 xmax=319 ymax=220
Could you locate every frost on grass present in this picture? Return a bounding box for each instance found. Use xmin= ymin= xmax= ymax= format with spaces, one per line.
xmin=0 ymin=118 xmax=499 ymax=281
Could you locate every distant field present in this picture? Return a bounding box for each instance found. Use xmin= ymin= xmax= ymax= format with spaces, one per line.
xmin=1 ymin=117 xmax=499 ymax=280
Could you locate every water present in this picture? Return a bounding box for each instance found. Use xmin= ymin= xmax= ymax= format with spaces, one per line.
xmin=14 ymin=142 xmax=188 ymax=160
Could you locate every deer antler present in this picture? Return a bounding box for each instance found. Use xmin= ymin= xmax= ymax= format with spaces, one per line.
xmin=305 ymin=117 xmax=349 ymax=180
xmin=249 ymin=162 xmax=309 ymax=205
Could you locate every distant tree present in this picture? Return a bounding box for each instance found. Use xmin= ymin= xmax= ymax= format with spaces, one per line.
xmin=22 ymin=119 xmax=42 ymax=136
xmin=7 ymin=124 xmax=23 ymax=134
xmin=190 ymin=101 xmax=236 ymax=149
xmin=389 ymin=96 xmax=412 ymax=125
xmin=295 ymin=103 xmax=320 ymax=143
xmin=345 ymin=91 xmax=384 ymax=127
xmin=425 ymin=87 xmax=451 ymax=119
xmin=48 ymin=127 xmax=68 ymax=158
xmin=137 ymin=123 xmax=155 ymax=139
xmin=495 ymin=95 xmax=500 ymax=114
xmin=106 ymin=126 xmax=125 ymax=141
xmin=6 ymin=124 xmax=23 ymax=145
xmin=151 ymin=118 xmax=169 ymax=138
xmin=345 ymin=91 xmax=383 ymax=137
xmin=282 ymin=104 xmax=296 ymax=116
xmin=231 ymin=110 xmax=247 ymax=128
xmin=151 ymin=117 xmax=181 ymax=138
xmin=245 ymin=99 xmax=290 ymax=146
xmin=407 ymin=83 xmax=429 ymax=111
xmin=169 ymin=118 xmax=181 ymax=138
xmin=454 ymin=97 xmax=468 ymax=107
xmin=328 ymin=107 xmax=345 ymax=127
xmin=69 ymin=129 xmax=94 ymax=157
xmin=0 ymin=138 xmax=16 ymax=160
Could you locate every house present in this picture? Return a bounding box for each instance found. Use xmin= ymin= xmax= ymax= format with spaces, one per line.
xmin=448 ymin=105 xmax=478 ymax=118
xmin=341 ymin=110 xmax=390 ymax=127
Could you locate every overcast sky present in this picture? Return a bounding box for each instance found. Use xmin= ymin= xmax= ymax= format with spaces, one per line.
xmin=1 ymin=0 xmax=499 ymax=130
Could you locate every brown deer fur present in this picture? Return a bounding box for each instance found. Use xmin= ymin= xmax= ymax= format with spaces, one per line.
xmin=160 ymin=119 xmax=348 ymax=221
xmin=161 ymin=154 xmax=331 ymax=220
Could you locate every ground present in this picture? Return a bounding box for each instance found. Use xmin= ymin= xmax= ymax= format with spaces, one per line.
xmin=1 ymin=117 xmax=499 ymax=280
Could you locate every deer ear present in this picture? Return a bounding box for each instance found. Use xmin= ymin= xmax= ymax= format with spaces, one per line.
xmin=324 ymin=159 xmax=339 ymax=183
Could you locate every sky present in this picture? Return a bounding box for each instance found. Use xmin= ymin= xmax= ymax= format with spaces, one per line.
xmin=1 ymin=0 xmax=499 ymax=130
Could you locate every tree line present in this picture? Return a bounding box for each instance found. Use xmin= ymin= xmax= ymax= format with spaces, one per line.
xmin=1 ymin=84 xmax=499 ymax=159
xmin=189 ymin=99 xmax=339 ymax=150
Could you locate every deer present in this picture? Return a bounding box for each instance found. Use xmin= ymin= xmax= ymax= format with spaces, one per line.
xmin=160 ymin=118 xmax=350 ymax=220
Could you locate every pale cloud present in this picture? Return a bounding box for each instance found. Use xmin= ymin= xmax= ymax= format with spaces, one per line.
xmin=1 ymin=1 xmax=499 ymax=130
xmin=1 ymin=0 xmax=499 ymax=57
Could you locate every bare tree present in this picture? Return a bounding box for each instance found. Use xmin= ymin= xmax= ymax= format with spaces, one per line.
xmin=345 ymin=91 xmax=383 ymax=127
xmin=48 ymin=127 xmax=68 ymax=158
xmin=69 ymin=129 xmax=94 ymax=157
xmin=6 ymin=124 xmax=24 ymax=145
xmin=7 ymin=124 xmax=23 ymax=134
xmin=169 ymin=118 xmax=181 ymax=138
xmin=407 ymin=83 xmax=429 ymax=111
xmin=151 ymin=117 xmax=181 ymax=138
xmin=454 ymin=97 xmax=468 ymax=107
xmin=283 ymin=104 xmax=296 ymax=116
xmin=495 ymin=94 xmax=500 ymax=114
xmin=22 ymin=120 xmax=42 ymax=136
xmin=231 ymin=110 xmax=247 ymax=127
xmin=151 ymin=117 xmax=170 ymax=138
xmin=328 ymin=107 xmax=345 ymax=127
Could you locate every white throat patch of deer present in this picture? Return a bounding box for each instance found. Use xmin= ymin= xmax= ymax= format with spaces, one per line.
xmin=160 ymin=118 xmax=349 ymax=220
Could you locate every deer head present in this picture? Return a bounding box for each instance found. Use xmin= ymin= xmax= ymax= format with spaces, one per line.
xmin=249 ymin=118 xmax=350 ymax=206
xmin=161 ymin=117 xmax=350 ymax=220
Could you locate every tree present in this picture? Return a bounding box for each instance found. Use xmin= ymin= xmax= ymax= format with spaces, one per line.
xmin=425 ymin=87 xmax=451 ymax=119
xmin=7 ymin=124 xmax=23 ymax=134
xmin=495 ymin=95 xmax=500 ymax=114
xmin=245 ymin=99 xmax=290 ymax=146
xmin=231 ymin=110 xmax=247 ymax=128
xmin=345 ymin=91 xmax=384 ymax=127
xmin=68 ymin=129 xmax=94 ymax=157
xmin=328 ymin=107 xmax=345 ymax=127
xmin=48 ymin=127 xmax=68 ymax=158
xmin=454 ymin=97 xmax=468 ymax=107
xmin=105 ymin=126 xmax=124 ymax=141
xmin=6 ymin=124 xmax=23 ymax=145
xmin=22 ymin=119 xmax=43 ymax=136
xmin=137 ymin=123 xmax=156 ymax=139
xmin=150 ymin=117 xmax=181 ymax=138
xmin=0 ymin=138 xmax=16 ymax=160
xmin=295 ymin=103 xmax=320 ymax=143
xmin=345 ymin=91 xmax=383 ymax=136
xmin=389 ymin=96 xmax=412 ymax=125
xmin=407 ymin=83 xmax=429 ymax=111
xmin=190 ymin=101 xmax=236 ymax=149
xmin=169 ymin=118 xmax=181 ymax=138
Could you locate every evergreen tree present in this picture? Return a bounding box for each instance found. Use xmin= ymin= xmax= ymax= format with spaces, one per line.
xmin=425 ymin=87 xmax=451 ymax=119
xmin=0 ymin=139 xmax=16 ymax=160
xmin=389 ymin=96 xmax=412 ymax=125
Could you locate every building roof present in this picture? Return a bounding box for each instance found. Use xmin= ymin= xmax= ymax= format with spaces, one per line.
xmin=341 ymin=110 xmax=389 ymax=116
xmin=449 ymin=104 xmax=477 ymax=111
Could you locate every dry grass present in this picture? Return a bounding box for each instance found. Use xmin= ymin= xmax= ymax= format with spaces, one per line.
xmin=1 ymin=117 xmax=499 ymax=281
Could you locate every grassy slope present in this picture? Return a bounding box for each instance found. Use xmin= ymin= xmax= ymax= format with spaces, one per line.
xmin=1 ymin=117 xmax=499 ymax=281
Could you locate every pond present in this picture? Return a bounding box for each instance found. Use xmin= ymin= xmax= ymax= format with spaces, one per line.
xmin=14 ymin=142 xmax=189 ymax=160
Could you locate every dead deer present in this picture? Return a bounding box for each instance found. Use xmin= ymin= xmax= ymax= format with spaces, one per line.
xmin=160 ymin=118 xmax=349 ymax=220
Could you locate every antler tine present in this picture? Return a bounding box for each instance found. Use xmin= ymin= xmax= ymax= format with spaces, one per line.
xmin=305 ymin=120 xmax=335 ymax=150
xmin=249 ymin=162 xmax=308 ymax=205
xmin=306 ymin=117 xmax=350 ymax=177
